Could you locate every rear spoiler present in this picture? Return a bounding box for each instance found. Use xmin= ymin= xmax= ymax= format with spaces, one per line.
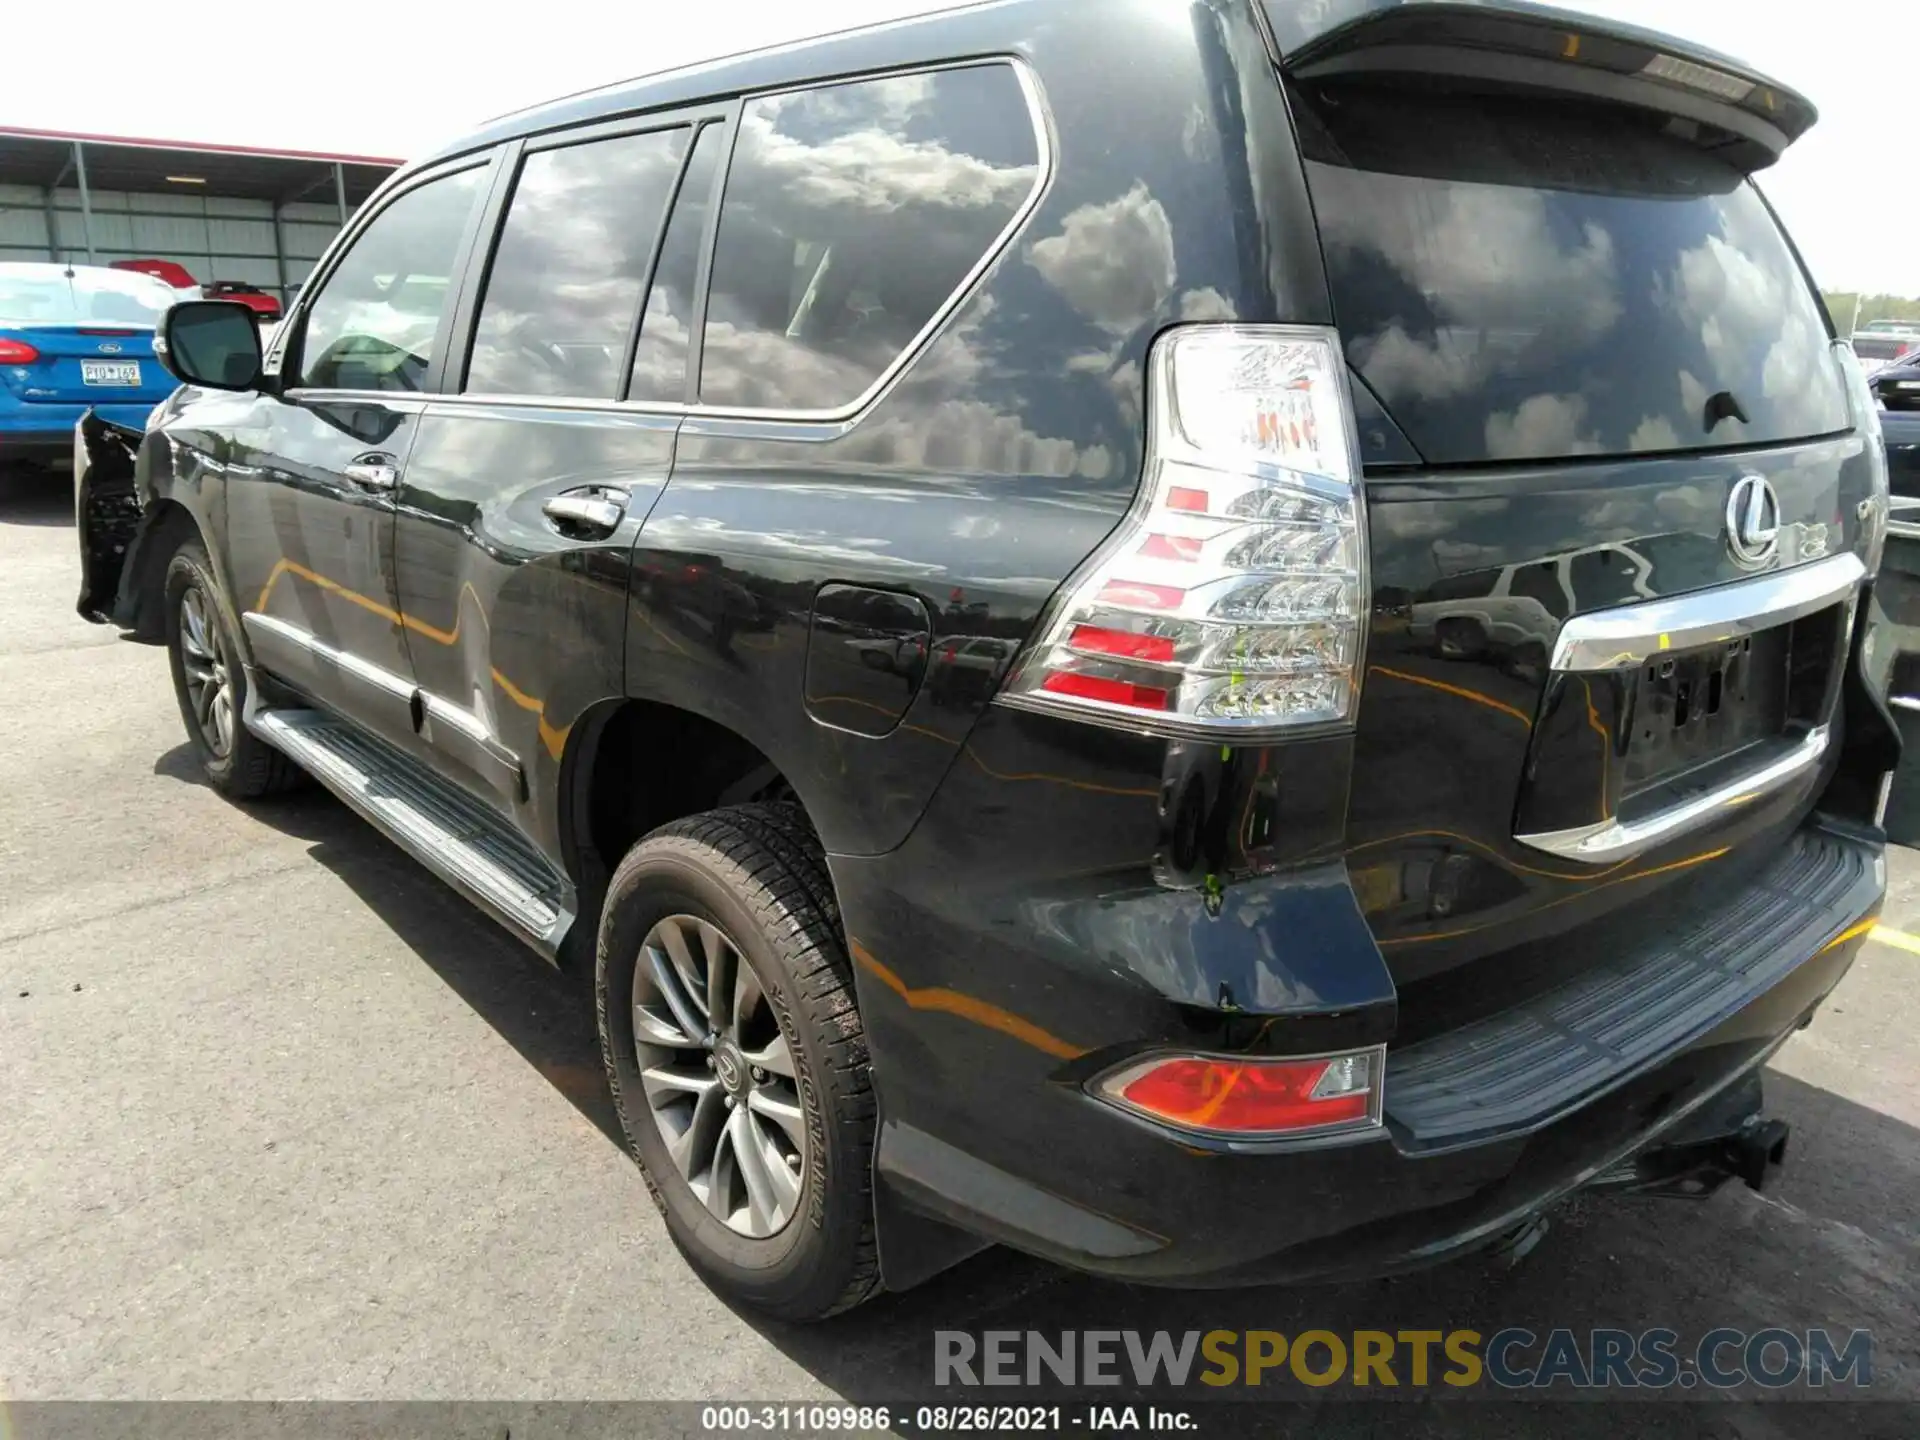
xmin=1261 ymin=0 xmax=1816 ymax=170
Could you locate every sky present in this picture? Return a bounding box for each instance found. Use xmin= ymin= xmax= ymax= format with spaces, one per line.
xmin=5 ymin=0 xmax=1915 ymax=294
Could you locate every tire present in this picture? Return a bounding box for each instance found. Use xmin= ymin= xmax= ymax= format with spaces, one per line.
xmin=596 ymin=803 xmax=879 ymax=1320
xmin=163 ymin=538 xmax=302 ymax=800
xmin=1435 ymin=617 xmax=1482 ymax=660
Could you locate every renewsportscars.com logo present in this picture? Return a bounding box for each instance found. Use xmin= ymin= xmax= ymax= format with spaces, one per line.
xmin=934 ymin=1328 xmax=1874 ymax=1391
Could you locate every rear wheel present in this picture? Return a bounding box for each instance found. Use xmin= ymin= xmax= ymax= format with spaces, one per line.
xmin=1435 ymin=617 xmax=1483 ymax=660
xmin=163 ymin=539 xmax=301 ymax=799
xmin=596 ymin=804 xmax=879 ymax=1320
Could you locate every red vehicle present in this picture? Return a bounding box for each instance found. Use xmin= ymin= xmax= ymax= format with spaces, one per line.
xmin=110 ymin=257 xmax=196 ymax=291
xmin=202 ymin=281 xmax=282 ymax=320
xmin=106 ymin=262 xmax=283 ymax=320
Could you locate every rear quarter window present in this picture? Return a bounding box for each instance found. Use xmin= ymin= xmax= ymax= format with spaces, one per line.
xmin=698 ymin=63 xmax=1043 ymax=413
xmin=1293 ymin=84 xmax=1848 ymax=465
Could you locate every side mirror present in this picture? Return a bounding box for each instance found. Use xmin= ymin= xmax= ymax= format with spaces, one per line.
xmin=156 ymin=300 xmax=263 ymax=391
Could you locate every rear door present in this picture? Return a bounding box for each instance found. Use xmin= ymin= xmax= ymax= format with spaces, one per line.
xmin=390 ymin=108 xmax=720 ymax=851
xmin=1280 ymin=59 xmax=1878 ymax=989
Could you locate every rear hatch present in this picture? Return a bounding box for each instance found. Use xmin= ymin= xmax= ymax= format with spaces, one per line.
xmin=0 ymin=265 xmax=175 ymax=407
xmin=1268 ymin=5 xmax=1879 ymax=1016
xmin=1852 ymin=334 xmax=1919 ymax=368
xmin=0 ymin=325 xmax=168 ymax=406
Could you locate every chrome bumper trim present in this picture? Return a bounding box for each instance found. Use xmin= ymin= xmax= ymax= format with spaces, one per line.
xmin=1516 ymin=725 xmax=1830 ymax=863
xmin=1550 ymin=552 xmax=1866 ymax=673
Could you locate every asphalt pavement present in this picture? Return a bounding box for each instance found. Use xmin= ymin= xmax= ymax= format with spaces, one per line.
xmin=1 ymin=464 xmax=1915 ymax=1433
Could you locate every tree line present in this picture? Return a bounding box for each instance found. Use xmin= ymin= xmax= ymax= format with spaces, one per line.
xmin=1823 ymin=292 xmax=1920 ymax=330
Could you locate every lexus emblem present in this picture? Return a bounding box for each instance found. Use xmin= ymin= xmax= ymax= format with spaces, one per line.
xmin=96 ymin=342 xmax=122 ymax=354
xmin=1725 ymin=474 xmax=1781 ymax=569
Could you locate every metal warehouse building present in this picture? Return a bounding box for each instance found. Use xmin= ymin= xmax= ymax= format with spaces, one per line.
xmin=0 ymin=128 xmax=401 ymax=303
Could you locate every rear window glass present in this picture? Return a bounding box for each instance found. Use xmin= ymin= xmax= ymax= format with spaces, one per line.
xmin=1293 ymin=85 xmax=1848 ymax=465
xmin=467 ymin=125 xmax=689 ymax=399
xmin=0 ymin=265 xmax=174 ymax=325
xmin=699 ymin=63 xmax=1041 ymax=412
xmin=1853 ymin=335 xmax=1916 ymax=363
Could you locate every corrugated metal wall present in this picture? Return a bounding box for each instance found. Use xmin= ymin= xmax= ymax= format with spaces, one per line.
xmin=0 ymin=183 xmax=345 ymax=300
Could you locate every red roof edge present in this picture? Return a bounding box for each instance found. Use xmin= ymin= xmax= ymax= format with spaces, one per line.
xmin=0 ymin=125 xmax=404 ymax=168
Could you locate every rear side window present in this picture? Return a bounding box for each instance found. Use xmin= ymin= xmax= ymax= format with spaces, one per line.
xmin=295 ymin=167 xmax=483 ymax=392
xmin=627 ymin=123 xmax=723 ymax=405
xmin=467 ymin=126 xmax=690 ymax=398
xmin=699 ymin=64 xmax=1042 ymax=412
xmin=1293 ymin=85 xmax=1848 ymax=465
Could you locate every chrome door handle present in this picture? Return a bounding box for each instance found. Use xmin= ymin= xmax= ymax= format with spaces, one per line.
xmin=543 ymin=492 xmax=627 ymax=533
xmin=344 ymin=461 xmax=398 ymax=490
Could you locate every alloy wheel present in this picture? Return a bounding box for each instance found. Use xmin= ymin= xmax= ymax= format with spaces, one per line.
xmin=631 ymin=913 xmax=806 ymax=1238
xmin=178 ymin=586 xmax=234 ymax=758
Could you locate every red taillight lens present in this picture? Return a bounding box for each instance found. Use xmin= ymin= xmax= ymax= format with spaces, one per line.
xmin=1041 ymin=671 xmax=1170 ymax=710
xmin=0 ymin=338 xmax=41 ymax=364
xmin=1095 ymin=1049 xmax=1382 ymax=1136
xmin=1067 ymin=624 xmax=1176 ymax=663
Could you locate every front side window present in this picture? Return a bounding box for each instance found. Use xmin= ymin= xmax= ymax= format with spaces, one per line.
xmin=699 ymin=64 xmax=1042 ymax=412
xmin=294 ymin=167 xmax=483 ymax=392
xmin=1507 ymin=561 xmax=1566 ymax=619
xmin=467 ymin=126 xmax=690 ymax=399
xmin=1568 ymin=547 xmax=1648 ymax=610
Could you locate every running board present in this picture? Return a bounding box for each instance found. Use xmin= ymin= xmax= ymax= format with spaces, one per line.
xmin=248 ymin=706 xmax=575 ymax=959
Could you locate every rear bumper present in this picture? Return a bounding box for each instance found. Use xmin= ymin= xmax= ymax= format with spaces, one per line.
xmin=842 ymin=813 xmax=1882 ymax=1288
xmin=0 ymin=402 xmax=157 ymax=458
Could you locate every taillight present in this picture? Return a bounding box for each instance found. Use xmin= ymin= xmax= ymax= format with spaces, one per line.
xmin=1093 ymin=1047 xmax=1384 ymax=1137
xmin=1000 ymin=325 xmax=1367 ymax=735
xmin=0 ymin=338 xmax=42 ymax=365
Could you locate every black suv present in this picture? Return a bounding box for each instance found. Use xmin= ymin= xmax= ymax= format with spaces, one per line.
xmin=75 ymin=0 xmax=1905 ymax=1321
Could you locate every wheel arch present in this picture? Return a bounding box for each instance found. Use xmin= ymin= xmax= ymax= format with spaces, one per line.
xmin=558 ymin=696 xmax=825 ymax=942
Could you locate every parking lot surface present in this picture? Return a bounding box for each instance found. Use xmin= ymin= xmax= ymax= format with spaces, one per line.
xmin=2 ymin=467 xmax=1916 ymax=1429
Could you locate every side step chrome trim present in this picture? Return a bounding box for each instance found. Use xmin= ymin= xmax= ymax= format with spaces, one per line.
xmin=1517 ymin=725 xmax=1830 ymax=864
xmin=1550 ymin=552 xmax=1865 ymax=672
xmin=247 ymin=702 xmax=574 ymax=958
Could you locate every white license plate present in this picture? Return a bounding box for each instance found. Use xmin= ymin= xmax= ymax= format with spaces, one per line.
xmin=1897 ymin=380 xmax=1920 ymax=391
xmin=81 ymin=360 xmax=141 ymax=386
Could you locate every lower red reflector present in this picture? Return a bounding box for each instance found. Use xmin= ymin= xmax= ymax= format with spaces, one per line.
xmin=1041 ymin=671 xmax=1169 ymax=710
xmin=1117 ymin=1057 xmax=1369 ymax=1133
xmin=1068 ymin=624 xmax=1176 ymax=663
